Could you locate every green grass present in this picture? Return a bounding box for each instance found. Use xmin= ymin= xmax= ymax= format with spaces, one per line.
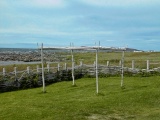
xmin=0 ymin=76 xmax=160 ymax=120
xmin=73 ymin=52 xmax=160 ymax=68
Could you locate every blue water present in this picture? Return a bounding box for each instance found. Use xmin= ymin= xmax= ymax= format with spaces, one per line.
xmin=0 ymin=48 xmax=37 ymax=52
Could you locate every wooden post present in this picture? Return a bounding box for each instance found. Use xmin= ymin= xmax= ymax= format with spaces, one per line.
xmin=80 ymin=61 xmax=83 ymax=67
xmin=14 ymin=67 xmax=17 ymax=80
xmin=121 ymin=50 xmax=125 ymax=88
xmin=132 ymin=60 xmax=135 ymax=69
xmin=96 ymin=49 xmax=99 ymax=94
xmin=14 ymin=67 xmax=17 ymax=76
xmin=119 ymin=60 xmax=122 ymax=66
xmin=71 ymin=49 xmax=75 ymax=85
xmin=147 ymin=60 xmax=149 ymax=71
xmin=41 ymin=43 xmax=46 ymax=93
xmin=27 ymin=66 xmax=30 ymax=74
xmin=94 ymin=61 xmax=96 ymax=66
xmin=107 ymin=61 xmax=109 ymax=67
xmin=64 ymin=63 xmax=67 ymax=70
xmin=47 ymin=63 xmax=50 ymax=72
xmin=57 ymin=63 xmax=60 ymax=71
xmin=37 ymin=65 xmax=40 ymax=73
xmin=3 ymin=68 xmax=6 ymax=76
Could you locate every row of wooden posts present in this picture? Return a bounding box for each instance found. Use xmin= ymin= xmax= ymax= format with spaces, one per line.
xmin=1 ymin=63 xmax=61 ymax=76
xmin=1 ymin=59 xmax=154 ymax=76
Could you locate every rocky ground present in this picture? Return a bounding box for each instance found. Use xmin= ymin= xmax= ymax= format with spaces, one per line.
xmin=0 ymin=50 xmax=41 ymax=62
xmin=0 ymin=48 xmax=68 ymax=62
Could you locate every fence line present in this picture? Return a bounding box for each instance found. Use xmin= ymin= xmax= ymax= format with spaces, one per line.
xmin=1 ymin=60 xmax=160 ymax=80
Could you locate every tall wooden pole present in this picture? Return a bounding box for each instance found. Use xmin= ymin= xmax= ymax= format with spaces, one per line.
xmin=41 ymin=43 xmax=46 ymax=93
xmin=71 ymin=49 xmax=75 ymax=85
xmin=96 ymin=49 xmax=99 ymax=94
xmin=121 ymin=50 xmax=125 ymax=88
xmin=14 ymin=67 xmax=17 ymax=80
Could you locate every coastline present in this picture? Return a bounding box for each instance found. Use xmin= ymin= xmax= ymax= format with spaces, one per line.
xmin=0 ymin=61 xmax=41 ymax=66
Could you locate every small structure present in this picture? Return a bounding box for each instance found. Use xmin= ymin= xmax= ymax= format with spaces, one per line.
xmin=40 ymin=44 xmax=126 ymax=94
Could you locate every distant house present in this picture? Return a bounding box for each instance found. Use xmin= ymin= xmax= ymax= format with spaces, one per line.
xmin=133 ymin=50 xmax=143 ymax=52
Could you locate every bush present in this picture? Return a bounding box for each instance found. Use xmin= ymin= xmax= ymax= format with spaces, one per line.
xmin=1 ymin=68 xmax=160 ymax=93
xmin=135 ymin=70 xmax=160 ymax=77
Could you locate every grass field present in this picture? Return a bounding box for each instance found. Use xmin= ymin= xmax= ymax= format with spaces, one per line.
xmin=73 ymin=52 xmax=160 ymax=68
xmin=0 ymin=76 xmax=160 ymax=120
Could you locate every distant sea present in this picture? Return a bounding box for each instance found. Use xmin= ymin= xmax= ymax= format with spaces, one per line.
xmin=0 ymin=61 xmax=41 ymax=66
xmin=0 ymin=48 xmax=37 ymax=52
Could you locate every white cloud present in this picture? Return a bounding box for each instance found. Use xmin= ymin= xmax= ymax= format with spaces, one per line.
xmin=9 ymin=0 xmax=67 ymax=8
xmin=80 ymin=0 xmax=160 ymax=7
xmin=105 ymin=39 xmax=116 ymax=42
xmin=146 ymin=39 xmax=160 ymax=43
xmin=32 ymin=0 xmax=66 ymax=7
xmin=0 ymin=0 xmax=160 ymax=50
xmin=0 ymin=26 xmax=113 ymax=37
xmin=0 ymin=27 xmax=69 ymax=37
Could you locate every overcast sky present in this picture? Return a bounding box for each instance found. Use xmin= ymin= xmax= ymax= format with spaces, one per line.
xmin=0 ymin=0 xmax=160 ymax=51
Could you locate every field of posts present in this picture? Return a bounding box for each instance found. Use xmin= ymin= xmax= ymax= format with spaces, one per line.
xmin=1 ymin=51 xmax=160 ymax=71
xmin=0 ymin=51 xmax=160 ymax=92
xmin=0 ymin=51 xmax=160 ymax=119
xmin=0 ymin=51 xmax=160 ymax=80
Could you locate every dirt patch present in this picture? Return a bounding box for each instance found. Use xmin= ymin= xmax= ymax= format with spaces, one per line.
xmin=87 ymin=114 xmax=136 ymax=120
xmin=87 ymin=114 xmax=123 ymax=120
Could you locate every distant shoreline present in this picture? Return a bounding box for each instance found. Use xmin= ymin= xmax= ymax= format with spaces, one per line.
xmin=0 ymin=61 xmax=41 ymax=66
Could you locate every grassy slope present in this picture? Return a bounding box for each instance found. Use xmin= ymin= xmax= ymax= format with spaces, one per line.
xmin=0 ymin=76 xmax=160 ymax=120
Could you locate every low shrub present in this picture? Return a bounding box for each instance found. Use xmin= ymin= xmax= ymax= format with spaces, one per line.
xmin=1 ymin=68 xmax=160 ymax=93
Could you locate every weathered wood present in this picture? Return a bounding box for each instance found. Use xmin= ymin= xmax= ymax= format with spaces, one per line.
xmin=47 ymin=63 xmax=50 ymax=72
xmin=132 ymin=60 xmax=135 ymax=69
xmin=3 ymin=68 xmax=6 ymax=76
xmin=41 ymin=43 xmax=46 ymax=93
xmin=64 ymin=63 xmax=67 ymax=70
xmin=107 ymin=61 xmax=110 ymax=66
xmin=37 ymin=65 xmax=40 ymax=73
xmin=147 ymin=60 xmax=149 ymax=71
xmin=27 ymin=66 xmax=30 ymax=74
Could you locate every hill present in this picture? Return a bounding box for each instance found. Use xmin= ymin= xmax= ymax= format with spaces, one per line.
xmin=0 ymin=76 xmax=160 ymax=120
